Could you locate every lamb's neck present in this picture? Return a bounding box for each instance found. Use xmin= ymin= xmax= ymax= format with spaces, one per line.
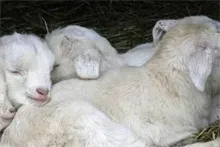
xmin=101 ymin=54 xmax=126 ymax=72
xmin=144 ymin=48 xmax=193 ymax=89
xmin=147 ymin=47 xmax=188 ymax=72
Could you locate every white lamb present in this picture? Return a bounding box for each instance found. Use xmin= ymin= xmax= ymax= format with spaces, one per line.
xmin=49 ymin=21 xmax=220 ymax=146
xmin=2 ymin=19 xmax=220 ymax=146
xmin=0 ymin=32 xmax=55 ymax=131
xmin=45 ymin=25 xmax=154 ymax=84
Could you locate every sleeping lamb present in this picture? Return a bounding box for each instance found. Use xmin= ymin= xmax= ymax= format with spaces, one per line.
xmin=1 ymin=18 xmax=220 ymax=147
xmin=149 ymin=15 xmax=220 ymax=124
xmin=0 ymin=32 xmax=55 ymax=131
xmin=45 ymin=25 xmax=154 ymax=83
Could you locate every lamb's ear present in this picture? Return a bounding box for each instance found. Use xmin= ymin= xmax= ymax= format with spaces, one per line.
xmin=152 ymin=19 xmax=177 ymax=45
xmin=74 ymin=49 xmax=101 ymax=79
xmin=60 ymin=36 xmax=73 ymax=57
xmin=188 ymin=43 xmax=213 ymax=91
xmin=0 ymin=72 xmax=6 ymax=104
xmin=0 ymin=65 xmax=13 ymax=109
xmin=0 ymin=42 xmax=12 ymax=108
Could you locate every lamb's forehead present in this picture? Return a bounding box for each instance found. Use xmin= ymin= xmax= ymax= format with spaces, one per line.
xmin=46 ymin=25 xmax=103 ymax=44
xmin=59 ymin=25 xmax=102 ymax=40
xmin=163 ymin=23 xmax=216 ymax=43
xmin=158 ymin=15 xmax=217 ymax=31
xmin=46 ymin=25 xmax=112 ymax=56
xmin=177 ymin=15 xmax=215 ymax=26
xmin=1 ymin=33 xmax=54 ymax=69
xmin=153 ymin=15 xmax=219 ymax=46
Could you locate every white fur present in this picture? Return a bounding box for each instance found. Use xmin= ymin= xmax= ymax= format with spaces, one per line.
xmin=0 ymin=100 xmax=146 ymax=147
xmin=120 ymin=43 xmax=155 ymax=67
xmin=45 ymin=25 xmax=154 ymax=84
xmin=0 ymin=32 xmax=55 ymax=130
xmin=3 ymin=21 xmax=220 ymax=146
xmin=151 ymin=15 xmax=220 ymax=124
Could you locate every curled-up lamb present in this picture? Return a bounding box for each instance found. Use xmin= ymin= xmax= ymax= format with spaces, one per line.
xmin=4 ymin=18 xmax=220 ymax=146
xmin=45 ymin=25 xmax=154 ymax=83
xmin=0 ymin=32 xmax=55 ymax=131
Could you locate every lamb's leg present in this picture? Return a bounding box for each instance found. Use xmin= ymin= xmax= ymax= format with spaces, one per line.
xmin=0 ymin=102 xmax=16 ymax=131
xmin=0 ymin=72 xmax=16 ymax=132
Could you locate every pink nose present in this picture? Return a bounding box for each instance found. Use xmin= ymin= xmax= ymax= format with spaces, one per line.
xmin=36 ymin=88 xmax=49 ymax=96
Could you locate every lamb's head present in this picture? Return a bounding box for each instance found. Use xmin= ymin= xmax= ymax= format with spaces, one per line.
xmin=152 ymin=15 xmax=220 ymax=92
xmin=45 ymin=25 xmax=119 ymax=84
xmin=156 ymin=22 xmax=220 ymax=91
xmin=0 ymin=32 xmax=55 ymax=108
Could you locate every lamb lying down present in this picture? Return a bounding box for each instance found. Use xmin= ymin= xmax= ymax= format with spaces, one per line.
xmin=45 ymin=25 xmax=154 ymax=84
xmin=49 ymin=21 xmax=220 ymax=146
xmin=3 ymin=19 xmax=220 ymax=146
xmin=0 ymin=32 xmax=55 ymax=131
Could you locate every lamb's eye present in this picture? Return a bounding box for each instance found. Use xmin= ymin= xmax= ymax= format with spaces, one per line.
xmin=53 ymin=64 xmax=60 ymax=68
xmin=8 ymin=69 xmax=21 ymax=74
xmin=11 ymin=71 xmax=20 ymax=74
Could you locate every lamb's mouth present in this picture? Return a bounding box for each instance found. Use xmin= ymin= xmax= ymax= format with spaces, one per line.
xmin=27 ymin=95 xmax=51 ymax=106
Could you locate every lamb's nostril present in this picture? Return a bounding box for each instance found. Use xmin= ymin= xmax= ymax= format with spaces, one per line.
xmin=36 ymin=88 xmax=49 ymax=96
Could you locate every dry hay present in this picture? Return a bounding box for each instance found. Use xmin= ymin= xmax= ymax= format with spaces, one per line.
xmin=0 ymin=0 xmax=220 ymax=145
xmin=172 ymin=120 xmax=220 ymax=146
xmin=0 ymin=1 xmax=219 ymax=52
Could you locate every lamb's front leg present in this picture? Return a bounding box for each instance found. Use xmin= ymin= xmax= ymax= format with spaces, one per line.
xmin=0 ymin=71 xmax=16 ymax=132
xmin=0 ymin=105 xmax=16 ymax=131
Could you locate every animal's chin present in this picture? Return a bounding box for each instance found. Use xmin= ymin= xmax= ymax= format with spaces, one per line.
xmin=27 ymin=95 xmax=51 ymax=107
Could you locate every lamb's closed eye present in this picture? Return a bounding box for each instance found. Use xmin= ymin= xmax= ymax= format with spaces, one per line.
xmin=53 ymin=64 xmax=60 ymax=68
xmin=6 ymin=68 xmax=23 ymax=76
xmin=8 ymin=70 xmax=20 ymax=74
